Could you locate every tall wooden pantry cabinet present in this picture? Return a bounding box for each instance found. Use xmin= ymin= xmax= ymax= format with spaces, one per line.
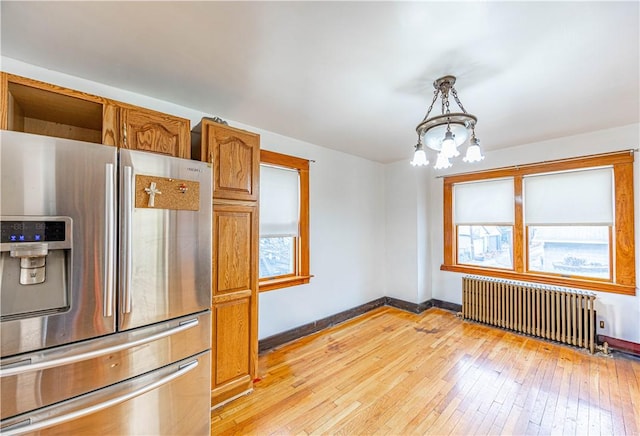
xmin=191 ymin=118 xmax=260 ymax=408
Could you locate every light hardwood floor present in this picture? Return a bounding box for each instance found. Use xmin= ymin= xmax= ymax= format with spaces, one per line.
xmin=212 ymin=306 xmax=640 ymax=435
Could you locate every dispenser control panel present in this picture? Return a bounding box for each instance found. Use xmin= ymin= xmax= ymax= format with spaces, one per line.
xmin=1 ymin=221 xmax=66 ymax=243
xmin=0 ymin=217 xmax=72 ymax=252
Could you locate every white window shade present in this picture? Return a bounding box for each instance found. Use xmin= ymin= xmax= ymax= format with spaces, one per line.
xmin=260 ymin=165 xmax=299 ymax=237
xmin=524 ymin=167 xmax=613 ymax=225
xmin=454 ymin=178 xmax=514 ymax=224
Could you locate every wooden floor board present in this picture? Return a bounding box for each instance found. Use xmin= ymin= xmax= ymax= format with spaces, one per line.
xmin=212 ymin=306 xmax=640 ymax=435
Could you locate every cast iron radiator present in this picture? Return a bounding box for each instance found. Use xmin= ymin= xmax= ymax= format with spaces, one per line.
xmin=462 ymin=276 xmax=596 ymax=353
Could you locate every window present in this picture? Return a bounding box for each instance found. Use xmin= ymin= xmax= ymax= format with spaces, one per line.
xmin=523 ymin=167 xmax=614 ymax=281
xmin=454 ymin=178 xmax=514 ymax=269
xmin=259 ymin=150 xmax=310 ymax=291
xmin=442 ymin=151 xmax=636 ymax=295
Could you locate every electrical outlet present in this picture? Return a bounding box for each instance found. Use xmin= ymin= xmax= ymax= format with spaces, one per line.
xmin=600 ymin=321 xmax=605 ymax=328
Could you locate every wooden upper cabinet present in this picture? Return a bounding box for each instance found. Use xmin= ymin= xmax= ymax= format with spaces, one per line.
xmin=0 ymin=73 xmax=190 ymax=156
xmin=119 ymin=105 xmax=190 ymax=158
xmin=1 ymin=73 xmax=115 ymax=145
xmin=192 ymin=119 xmax=260 ymax=201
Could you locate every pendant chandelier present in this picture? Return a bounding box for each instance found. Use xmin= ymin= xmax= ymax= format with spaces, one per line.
xmin=410 ymin=75 xmax=484 ymax=169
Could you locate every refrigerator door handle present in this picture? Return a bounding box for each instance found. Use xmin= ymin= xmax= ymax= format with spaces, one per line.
xmin=121 ymin=165 xmax=133 ymax=314
xmin=104 ymin=163 xmax=115 ymax=318
xmin=0 ymin=360 xmax=199 ymax=436
xmin=0 ymin=319 xmax=199 ymax=377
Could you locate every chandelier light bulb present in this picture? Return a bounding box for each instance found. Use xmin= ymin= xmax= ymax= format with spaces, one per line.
xmin=463 ymin=137 xmax=485 ymax=163
xmin=434 ymin=152 xmax=452 ymax=170
xmin=440 ymin=130 xmax=459 ymax=159
xmin=410 ymin=142 xmax=429 ymax=166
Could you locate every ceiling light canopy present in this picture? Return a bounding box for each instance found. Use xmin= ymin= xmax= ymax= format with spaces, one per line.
xmin=410 ymin=75 xmax=484 ymax=168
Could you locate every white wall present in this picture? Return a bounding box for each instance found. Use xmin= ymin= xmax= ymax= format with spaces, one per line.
xmin=426 ymin=123 xmax=640 ymax=343
xmin=384 ymin=161 xmax=432 ymax=304
xmin=1 ymin=57 xmax=387 ymax=340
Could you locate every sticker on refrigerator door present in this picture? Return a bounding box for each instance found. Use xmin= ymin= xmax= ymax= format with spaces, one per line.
xmin=135 ymin=175 xmax=200 ymax=211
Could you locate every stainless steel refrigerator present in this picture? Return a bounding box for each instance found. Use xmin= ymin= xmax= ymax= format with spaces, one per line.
xmin=0 ymin=130 xmax=212 ymax=435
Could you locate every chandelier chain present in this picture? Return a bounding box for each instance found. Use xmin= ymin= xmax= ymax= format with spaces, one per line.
xmin=420 ymin=88 xmax=440 ymax=123
xmin=450 ymin=87 xmax=468 ymax=114
xmin=443 ymin=90 xmax=451 ymax=114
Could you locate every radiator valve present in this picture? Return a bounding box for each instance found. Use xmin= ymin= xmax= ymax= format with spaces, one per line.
xmin=596 ymin=341 xmax=611 ymax=356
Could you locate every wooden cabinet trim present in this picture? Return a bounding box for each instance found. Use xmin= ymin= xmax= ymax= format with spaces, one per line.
xmin=102 ymin=103 xmax=119 ymax=146
xmin=213 ymin=289 xmax=252 ymax=305
xmin=0 ymin=72 xmax=8 ymax=130
xmin=211 ymin=375 xmax=253 ymax=409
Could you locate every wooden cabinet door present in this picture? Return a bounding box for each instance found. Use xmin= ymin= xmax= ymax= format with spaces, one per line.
xmin=198 ymin=120 xmax=259 ymax=201
xmin=120 ymin=105 xmax=190 ymax=158
xmin=212 ymin=204 xmax=258 ymax=297
xmin=211 ymin=298 xmax=252 ymax=404
xmin=211 ymin=203 xmax=258 ymax=405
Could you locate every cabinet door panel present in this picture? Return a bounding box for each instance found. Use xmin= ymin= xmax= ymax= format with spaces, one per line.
xmin=218 ymin=139 xmax=253 ymax=195
xmin=121 ymin=106 xmax=190 ymax=158
xmin=204 ymin=122 xmax=259 ymax=201
xmin=212 ymin=298 xmax=251 ymax=386
xmin=213 ymin=205 xmax=257 ymax=296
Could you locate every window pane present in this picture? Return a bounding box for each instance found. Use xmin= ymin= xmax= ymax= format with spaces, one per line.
xmin=528 ymin=226 xmax=610 ymax=279
xmin=259 ymin=237 xmax=294 ymax=278
xmin=457 ymin=225 xmax=513 ymax=269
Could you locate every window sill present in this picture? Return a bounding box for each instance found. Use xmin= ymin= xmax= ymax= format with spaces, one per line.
xmin=259 ymin=275 xmax=313 ymax=292
xmin=440 ymin=264 xmax=636 ymax=296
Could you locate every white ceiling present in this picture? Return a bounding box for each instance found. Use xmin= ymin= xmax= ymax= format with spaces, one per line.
xmin=1 ymin=1 xmax=638 ymax=163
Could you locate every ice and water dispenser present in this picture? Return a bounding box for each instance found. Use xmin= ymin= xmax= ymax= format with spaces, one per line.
xmin=0 ymin=217 xmax=72 ymax=319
